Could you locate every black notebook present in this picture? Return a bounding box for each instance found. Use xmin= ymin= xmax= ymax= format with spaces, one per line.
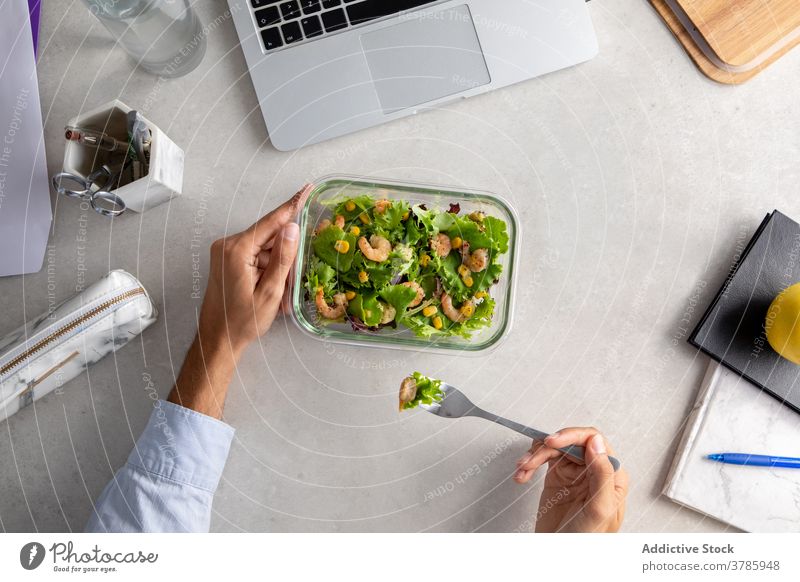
xmin=689 ymin=210 xmax=800 ymax=414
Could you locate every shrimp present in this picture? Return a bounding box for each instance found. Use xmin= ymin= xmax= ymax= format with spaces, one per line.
xmin=441 ymin=293 xmax=474 ymax=323
xmin=315 ymin=288 xmax=348 ymax=320
xmin=374 ymin=199 xmax=392 ymax=214
xmin=430 ymin=233 xmax=452 ymax=258
xmin=358 ymin=234 xmax=391 ymax=262
xmin=461 ymin=243 xmax=489 ymax=273
xmin=401 ymin=281 xmax=425 ymax=307
xmin=315 ymin=214 xmax=345 ymax=234
xmin=399 ymin=376 xmax=418 ymax=410
xmin=380 ymin=302 xmax=397 ymax=325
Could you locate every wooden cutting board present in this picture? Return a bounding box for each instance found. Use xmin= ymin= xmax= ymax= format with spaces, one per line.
xmin=650 ymin=0 xmax=800 ymax=84
xmin=674 ymin=0 xmax=800 ymax=67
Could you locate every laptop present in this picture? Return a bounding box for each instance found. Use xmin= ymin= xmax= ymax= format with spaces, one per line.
xmin=228 ymin=0 xmax=598 ymax=151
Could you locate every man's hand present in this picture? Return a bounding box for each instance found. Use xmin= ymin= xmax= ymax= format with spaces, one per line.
xmin=168 ymin=185 xmax=311 ymax=418
xmin=513 ymin=427 xmax=629 ymax=533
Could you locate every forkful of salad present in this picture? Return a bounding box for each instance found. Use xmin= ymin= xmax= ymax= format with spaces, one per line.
xmin=398 ymin=372 xmax=622 ymax=471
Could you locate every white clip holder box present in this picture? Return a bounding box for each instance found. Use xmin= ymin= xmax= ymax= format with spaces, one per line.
xmin=62 ymin=100 xmax=184 ymax=213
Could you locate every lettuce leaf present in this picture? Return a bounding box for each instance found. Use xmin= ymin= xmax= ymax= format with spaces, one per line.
xmin=405 ymin=216 xmax=426 ymax=246
xmin=414 ymin=270 xmax=438 ymax=299
xmin=437 ymin=253 xmax=470 ymax=303
xmin=373 ymin=200 xmax=409 ymax=240
xmin=450 ymin=296 xmax=495 ymax=338
xmin=379 ymin=284 xmax=418 ymax=319
xmin=401 ymin=372 xmax=444 ymax=410
xmin=443 ymin=216 xmax=493 ymax=250
xmin=412 ymin=204 xmax=455 ymax=234
xmin=482 ymin=215 xmax=510 ymax=253
xmin=439 ymin=252 xmax=503 ymax=301
xmin=406 ymin=296 xmax=496 ymax=340
xmin=323 ymin=194 xmax=375 ymax=220
xmin=313 ymin=226 xmax=358 ymax=272
xmin=403 ymin=315 xmax=442 ymax=338
xmin=347 ymin=292 xmax=384 ymax=327
xmin=304 ymin=256 xmax=337 ymax=298
xmin=362 ymin=256 xmax=397 ymax=289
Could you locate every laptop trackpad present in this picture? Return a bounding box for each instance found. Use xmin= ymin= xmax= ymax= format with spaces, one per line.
xmin=361 ymin=5 xmax=490 ymax=114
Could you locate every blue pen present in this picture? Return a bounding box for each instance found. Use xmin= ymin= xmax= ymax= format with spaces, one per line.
xmin=707 ymin=453 xmax=800 ymax=469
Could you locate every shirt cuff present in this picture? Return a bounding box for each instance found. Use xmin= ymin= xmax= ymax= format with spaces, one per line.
xmin=126 ymin=400 xmax=235 ymax=492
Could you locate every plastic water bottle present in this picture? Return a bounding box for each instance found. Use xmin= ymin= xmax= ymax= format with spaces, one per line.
xmin=82 ymin=0 xmax=206 ymax=78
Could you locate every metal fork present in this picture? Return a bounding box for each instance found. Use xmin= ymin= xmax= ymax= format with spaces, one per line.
xmin=421 ymin=382 xmax=621 ymax=471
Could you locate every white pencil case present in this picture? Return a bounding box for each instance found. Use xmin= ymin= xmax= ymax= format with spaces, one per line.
xmin=0 ymin=270 xmax=158 ymax=422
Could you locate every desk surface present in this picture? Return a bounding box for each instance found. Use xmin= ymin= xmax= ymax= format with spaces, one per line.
xmin=2 ymin=0 xmax=799 ymax=533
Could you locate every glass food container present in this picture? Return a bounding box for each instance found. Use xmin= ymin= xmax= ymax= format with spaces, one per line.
xmin=291 ymin=176 xmax=519 ymax=353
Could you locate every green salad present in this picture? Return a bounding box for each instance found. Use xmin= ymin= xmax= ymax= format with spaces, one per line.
xmin=399 ymin=372 xmax=443 ymax=410
xmin=304 ymin=193 xmax=509 ymax=339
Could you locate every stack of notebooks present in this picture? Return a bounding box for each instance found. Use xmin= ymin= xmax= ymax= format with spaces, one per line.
xmin=664 ymin=211 xmax=800 ymax=532
xmin=649 ymin=0 xmax=800 ymax=84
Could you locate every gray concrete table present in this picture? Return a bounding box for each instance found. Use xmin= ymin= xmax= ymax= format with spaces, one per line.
xmin=2 ymin=0 xmax=799 ymax=532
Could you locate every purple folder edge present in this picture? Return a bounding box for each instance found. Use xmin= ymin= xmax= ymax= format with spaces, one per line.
xmin=28 ymin=0 xmax=41 ymax=57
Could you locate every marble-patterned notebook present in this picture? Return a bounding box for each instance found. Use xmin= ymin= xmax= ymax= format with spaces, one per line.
xmin=663 ymin=360 xmax=800 ymax=532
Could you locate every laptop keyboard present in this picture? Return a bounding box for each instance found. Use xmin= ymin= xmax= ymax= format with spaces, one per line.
xmin=250 ymin=0 xmax=439 ymax=52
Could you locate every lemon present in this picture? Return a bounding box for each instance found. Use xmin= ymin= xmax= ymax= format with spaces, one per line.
xmin=765 ymin=283 xmax=800 ymax=365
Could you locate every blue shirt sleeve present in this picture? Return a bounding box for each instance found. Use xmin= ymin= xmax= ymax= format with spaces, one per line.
xmin=85 ymin=400 xmax=235 ymax=533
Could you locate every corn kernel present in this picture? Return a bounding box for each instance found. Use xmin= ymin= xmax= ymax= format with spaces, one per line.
xmin=419 ymin=254 xmax=430 ymax=267
xmin=345 ymin=200 xmax=356 ymax=212
xmin=333 ymin=240 xmax=350 ymax=254
xmin=345 ymin=291 xmax=356 ymax=301
xmin=458 ymin=265 xmax=470 ymax=277
xmin=451 ymin=236 xmax=463 ymax=249
xmin=359 ymin=212 xmax=371 ymax=225
xmin=475 ymin=291 xmax=488 ymax=300
xmin=422 ymin=306 xmax=438 ymax=317
xmin=432 ymin=316 xmax=443 ymax=330
xmin=460 ymin=304 xmax=475 ymax=317
xmin=401 ymin=211 xmax=410 ymax=221
xmin=463 ymin=276 xmax=474 ymax=288
xmin=350 ymin=226 xmax=360 ymax=236
xmin=358 ymin=271 xmax=369 ymax=283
